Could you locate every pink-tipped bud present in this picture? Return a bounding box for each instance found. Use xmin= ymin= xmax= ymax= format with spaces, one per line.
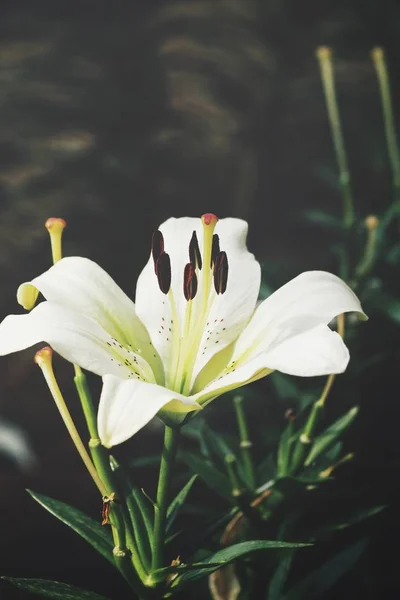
xmin=201 ymin=213 xmax=218 ymax=226
xmin=34 ymin=345 xmax=53 ymax=367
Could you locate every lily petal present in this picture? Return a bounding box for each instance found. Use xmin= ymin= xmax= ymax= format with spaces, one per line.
xmin=0 ymin=301 xmax=152 ymax=380
xmin=190 ymin=218 xmax=261 ymax=387
xmin=232 ymin=270 xmax=366 ymax=361
xmin=135 ymin=217 xmax=260 ymax=391
xmin=191 ymin=324 xmax=349 ymax=408
xmin=97 ymin=375 xmax=199 ymax=447
xmin=135 ymin=217 xmax=200 ymax=374
xmin=17 ymin=257 xmax=158 ymax=371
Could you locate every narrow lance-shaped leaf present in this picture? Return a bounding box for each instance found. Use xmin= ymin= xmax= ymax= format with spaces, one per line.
xmin=277 ymin=419 xmax=296 ymax=478
xmin=1 ymin=578 xmax=111 ymax=600
xmin=305 ymin=406 xmax=359 ymax=466
xmin=309 ymin=506 xmax=386 ymax=541
xmin=183 ymin=452 xmax=232 ymax=501
xmin=167 ymin=475 xmax=198 ymax=532
xmin=268 ymin=551 xmax=295 ymax=600
xmin=281 ymin=539 xmax=368 ymax=600
xmin=170 ymin=540 xmax=311 ymax=589
xmin=27 ymin=490 xmax=114 ymax=566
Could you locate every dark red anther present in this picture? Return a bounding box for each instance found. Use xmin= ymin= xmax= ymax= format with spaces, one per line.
xmin=152 ymin=230 xmax=165 ymax=272
xmin=183 ymin=262 xmax=198 ymax=301
xmin=210 ymin=234 xmax=220 ymax=268
xmin=189 ymin=230 xmax=202 ymax=270
xmin=213 ymin=251 xmax=228 ymax=294
xmin=156 ymin=252 xmax=171 ymax=294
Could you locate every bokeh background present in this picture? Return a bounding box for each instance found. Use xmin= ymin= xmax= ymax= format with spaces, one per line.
xmin=1 ymin=0 xmax=400 ymax=598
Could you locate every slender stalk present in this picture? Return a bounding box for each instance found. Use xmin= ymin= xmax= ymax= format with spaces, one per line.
xmin=151 ymin=426 xmax=180 ymax=572
xmin=73 ymin=365 xmax=99 ymax=438
xmin=34 ymin=348 xmax=107 ymax=496
xmin=89 ymin=440 xmax=149 ymax=583
xmin=354 ymin=215 xmax=380 ymax=283
xmin=233 ymin=395 xmax=257 ymax=489
xmin=371 ymin=48 xmax=400 ymax=191
xmin=316 ymin=46 xmax=355 ymax=228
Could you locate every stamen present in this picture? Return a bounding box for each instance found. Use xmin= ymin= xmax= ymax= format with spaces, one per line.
xmin=152 ymin=230 xmax=165 ymax=272
xmin=183 ymin=262 xmax=198 ymax=301
xmin=155 ymin=252 xmax=171 ymax=294
xmin=45 ymin=218 xmax=66 ymax=264
xmin=189 ymin=231 xmax=202 ymax=270
xmin=211 ymin=234 xmax=220 ymax=268
xmin=213 ymin=251 xmax=228 ymax=294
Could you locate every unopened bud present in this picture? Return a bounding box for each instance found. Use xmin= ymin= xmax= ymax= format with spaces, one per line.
xmin=365 ymin=215 xmax=379 ymax=231
xmin=17 ymin=283 xmax=39 ymax=310
xmin=45 ymin=217 xmax=66 ymax=264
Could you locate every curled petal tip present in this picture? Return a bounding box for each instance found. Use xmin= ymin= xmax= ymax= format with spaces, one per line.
xmin=201 ymin=213 xmax=219 ymax=226
xmin=34 ymin=346 xmax=53 ymax=366
xmin=45 ymin=218 xmax=66 ymax=232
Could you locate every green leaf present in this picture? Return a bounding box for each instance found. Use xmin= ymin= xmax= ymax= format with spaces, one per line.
xmin=277 ymin=419 xmax=296 ymax=478
xmin=167 ymin=475 xmax=198 ymax=532
xmin=267 ymin=551 xmax=295 ymax=600
xmin=310 ymin=506 xmax=385 ymax=540
xmin=182 ymin=452 xmax=232 ymax=501
xmin=302 ymin=210 xmax=342 ymax=230
xmin=1 ymin=578 xmax=111 ymax=600
xmin=368 ymin=289 xmax=400 ymax=325
xmin=172 ymin=540 xmax=311 ymax=589
xmin=305 ymin=407 xmax=359 ymax=466
xmin=271 ymin=373 xmax=299 ymax=400
xmin=200 ymin=421 xmax=233 ymax=465
xmin=281 ymin=539 xmax=368 ymax=600
xmin=257 ymin=454 xmax=276 ymax=483
xmin=27 ymin=490 xmax=114 ymax=565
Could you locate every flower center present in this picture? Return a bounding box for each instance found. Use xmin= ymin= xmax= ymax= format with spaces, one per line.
xmin=152 ymin=214 xmax=230 ymax=394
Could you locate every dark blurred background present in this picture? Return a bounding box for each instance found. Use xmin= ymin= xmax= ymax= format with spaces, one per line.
xmin=1 ymin=0 xmax=399 ymax=598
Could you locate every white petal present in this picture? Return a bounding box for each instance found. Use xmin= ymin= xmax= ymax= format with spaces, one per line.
xmin=135 ymin=217 xmax=200 ymax=375
xmin=0 ymin=301 xmax=151 ymax=379
xmin=191 ymin=324 xmax=349 ymax=407
xmin=232 ymin=270 xmax=366 ymax=360
xmin=190 ymin=218 xmax=260 ymax=386
xmin=18 ymin=257 xmax=159 ymax=372
xmin=97 ymin=375 xmax=199 ymax=447
xmin=135 ymin=217 xmax=260 ymax=391
xmin=259 ymin=324 xmax=349 ymax=376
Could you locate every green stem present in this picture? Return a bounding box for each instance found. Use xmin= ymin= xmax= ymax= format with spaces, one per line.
xmin=151 ymin=426 xmax=180 ymax=572
xmin=89 ymin=439 xmax=148 ymax=584
xmin=73 ymin=365 xmax=98 ymax=439
xmin=371 ymin=48 xmax=400 ymax=191
xmin=316 ymin=46 xmax=355 ymax=228
xmin=233 ymin=395 xmax=257 ymax=489
xmin=290 ymin=399 xmax=324 ymax=474
xmin=110 ymin=456 xmax=152 ymax=571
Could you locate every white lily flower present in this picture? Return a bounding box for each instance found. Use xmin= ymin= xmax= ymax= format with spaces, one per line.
xmin=0 ymin=214 xmax=366 ymax=447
